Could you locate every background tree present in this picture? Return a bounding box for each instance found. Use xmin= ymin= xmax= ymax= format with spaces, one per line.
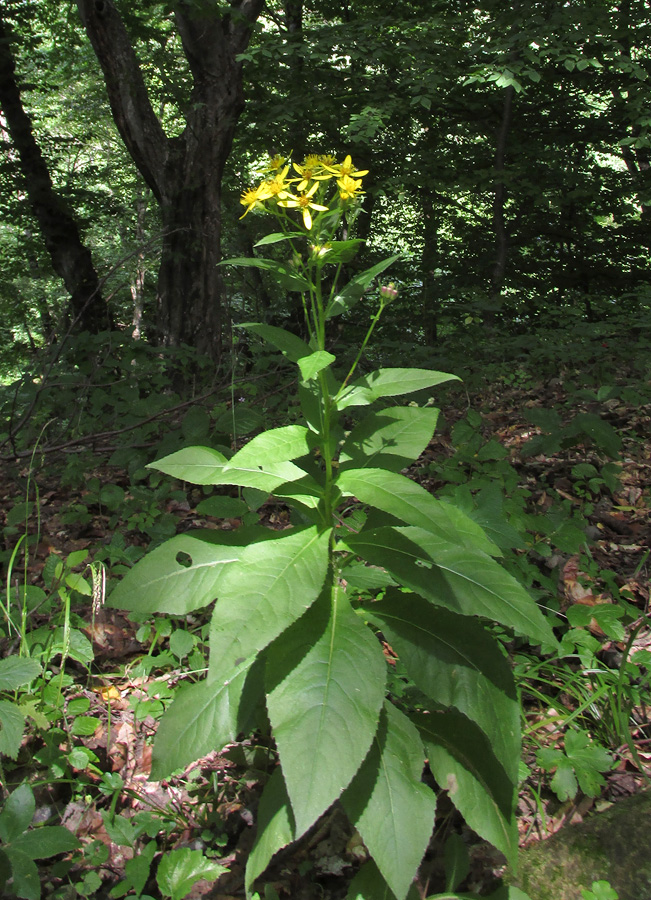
xmin=76 ymin=0 xmax=265 ymax=360
xmin=0 ymin=10 xmax=108 ymax=335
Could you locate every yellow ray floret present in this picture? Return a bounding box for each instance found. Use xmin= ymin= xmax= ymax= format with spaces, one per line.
xmin=338 ymin=174 xmax=365 ymax=201
xmin=278 ymin=181 xmax=329 ymax=230
xmin=239 ymin=182 xmax=274 ymax=218
xmin=324 ymin=154 xmax=369 ymax=179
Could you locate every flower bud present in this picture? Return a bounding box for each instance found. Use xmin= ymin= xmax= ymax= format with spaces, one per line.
xmin=380 ymin=283 xmax=399 ymax=303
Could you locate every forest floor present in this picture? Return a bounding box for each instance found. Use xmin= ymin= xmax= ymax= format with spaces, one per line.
xmin=0 ymin=341 xmax=650 ymax=900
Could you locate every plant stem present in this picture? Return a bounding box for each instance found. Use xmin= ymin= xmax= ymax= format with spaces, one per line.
xmin=337 ymin=300 xmax=386 ymax=395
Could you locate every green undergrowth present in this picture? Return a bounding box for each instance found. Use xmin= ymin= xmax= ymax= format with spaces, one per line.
xmin=0 ymin=299 xmax=649 ymax=899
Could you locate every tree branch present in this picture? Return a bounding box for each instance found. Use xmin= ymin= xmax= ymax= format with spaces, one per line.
xmin=76 ymin=0 xmax=170 ymax=203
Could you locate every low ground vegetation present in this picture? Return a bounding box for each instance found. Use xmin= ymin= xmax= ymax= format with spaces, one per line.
xmin=0 ymin=307 xmax=649 ymax=900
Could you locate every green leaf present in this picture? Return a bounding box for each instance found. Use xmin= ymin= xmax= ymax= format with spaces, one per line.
xmin=487 ymin=889 xmax=534 ymax=900
xmin=339 ymin=407 xmax=440 ymax=472
xmin=344 ymin=527 xmax=556 ymax=645
xmin=208 ymin=527 xmax=330 ymax=684
xmin=341 ymin=702 xmax=436 ymax=900
xmin=266 ymin=585 xmax=386 ymax=837
xmin=218 ymin=257 xmax=309 ymax=291
xmin=414 ymin=709 xmax=518 ymax=864
xmin=253 ymin=231 xmax=304 ymax=247
xmin=343 ymin=561 xmax=395 ymax=591
xmin=4 ymin=848 xmax=39 ymax=900
xmin=297 ymin=351 xmax=336 ymax=381
xmin=444 ymin=832 xmax=470 ymax=892
xmin=70 ymin=716 xmax=100 ymax=736
xmin=123 ymin=841 xmax=156 ymax=897
xmin=537 ymin=730 xmax=613 ymax=801
xmin=316 ymin=238 xmax=364 ymax=265
xmin=65 ymin=573 xmax=91 ymax=595
xmin=364 ymin=591 xmax=519 ymax=783
xmin=0 ymin=784 xmax=34 ymax=842
xmin=150 ymin=444 xmax=309 ymax=492
xmin=327 ymin=254 xmax=401 ymax=318
xmin=336 ymin=474 xmax=499 ymax=555
xmin=336 ymin=368 xmax=459 ymax=409
xmin=156 ymin=847 xmax=227 ymax=900
xmin=346 ymin=860 xmax=421 ymax=900
xmin=0 ymin=702 xmax=27 ymax=761
xmin=470 ymin=485 xmax=526 ymax=551
xmin=240 ymin=323 xmax=311 ymax=363
xmin=195 ymin=496 xmax=248 ymax=518
xmin=10 ymin=826 xmax=80 ymax=859
xmin=245 ymin=768 xmax=295 ymax=895
xmin=108 ymin=532 xmax=244 ymax=615
xmin=169 ymin=629 xmax=194 ymax=660
xmin=0 ymin=657 xmax=41 ymax=692
xmin=229 ymin=426 xmax=312 ymax=466
xmin=101 ymin=811 xmax=135 ymax=847
xmin=151 ymin=660 xmax=260 ymax=780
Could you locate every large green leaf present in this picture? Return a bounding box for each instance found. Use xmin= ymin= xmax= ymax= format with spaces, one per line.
xmin=150 ymin=426 xmax=315 ymax=491
xmin=0 ymin=701 xmax=26 ymax=760
xmin=338 ymin=407 xmax=440 ymax=472
xmin=4 ymin=849 xmax=39 ymax=900
xmin=344 ymin=526 xmax=556 ymax=645
xmin=336 ymin=368 xmax=459 ymax=410
xmin=156 ymin=847 xmax=228 ymax=900
xmin=228 ymin=425 xmax=313 ymax=466
xmin=336 ymin=469 xmax=499 ymax=555
xmin=253 ymin=231 xmax=304 ymax=247
xmin=0 ymin=658 xmax=41 ymax=691
xmin=346 ymin=861 xmax=421 ymax=900
xmin=150 ymin=451 xmax=301 ymax=494
xmin=151 ymin=659 xmax=261 ymax=780
xmin=265 ymin=585 xmax=386 ymax=837
xmin=219 ymin=257 xmax=310 ymax=291
xmin=208 ymin=527 xmax=331 ymax=684
xmin=0 ymin=783 xmax=34 ymax=842
xmin=10 ymin=826 xmax=80 ymax=859
xmin=245 ymin=768 xmax=295 ymax=896
xmin=342 ymin=702 xmax=436 ymax=900
xmin=108 ymin=532 xmax=244 ymax=615
xmin=326 ymin=254 xmax=401 ymax=318
xmin=414 ymin=709 xmax=518 ymax=864
xmin=365 ymin=592 xmax=519 ymax=780
xmin=297 ymin=350 xmax=336 ymax=381
xmin=240 ymin=323 xmax=311 ymax=363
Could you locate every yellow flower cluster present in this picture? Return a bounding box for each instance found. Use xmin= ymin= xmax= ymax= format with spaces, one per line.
xmin=240 ymin=153 xmax=368 ymax=229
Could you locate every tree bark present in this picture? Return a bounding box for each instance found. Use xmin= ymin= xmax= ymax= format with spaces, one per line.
xmin=77 ymin=0 xmax=265 ymax=361
xmin=0 ymin=13 xmax=108 ymax=334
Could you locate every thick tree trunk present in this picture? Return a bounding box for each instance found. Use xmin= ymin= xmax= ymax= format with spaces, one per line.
xmin=0 ymin=14 xmax=108 ymax=334
xmin=77 ymin=0 xmax=265 ymax=361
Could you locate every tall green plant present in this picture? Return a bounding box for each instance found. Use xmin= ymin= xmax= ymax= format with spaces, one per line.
xmin=110 ymin=154 xmax=557 ymax=900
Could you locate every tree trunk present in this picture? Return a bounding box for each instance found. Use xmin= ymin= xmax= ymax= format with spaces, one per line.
xmin=0 ymin=13 xmax=108 ymax=334
xmin=77 ymin=0 xmax=265 ymax=361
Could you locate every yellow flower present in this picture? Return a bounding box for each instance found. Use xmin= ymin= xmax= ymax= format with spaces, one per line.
xmin=337 ymin=174 xmax=365 ymax=201
xmin=266 ymin=153 xmax=287 ymax=172
xmin=239 ymin=181 xmax=274 ymax=218
xmin=292 ymin=159 xmax=333 ymax=193
xmin=265 ymin=164 xmax=291 ymax=197
xmin=278 ymin=181 xmax=329 ymax=230
xmin=324 ymin=154 xmax=369 ymax=179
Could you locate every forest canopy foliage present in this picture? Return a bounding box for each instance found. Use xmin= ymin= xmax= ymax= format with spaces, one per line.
xmin=0 ymin=0 xmax=650 ymax=369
